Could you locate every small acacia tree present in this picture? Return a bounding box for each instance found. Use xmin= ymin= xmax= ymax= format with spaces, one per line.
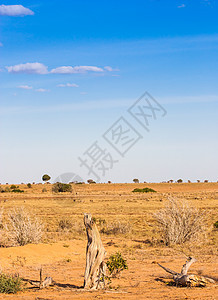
xmin=133 ymin=178 xmax=139 ymax=183
xmin=42 ymin=174 xmax=51 ymax=183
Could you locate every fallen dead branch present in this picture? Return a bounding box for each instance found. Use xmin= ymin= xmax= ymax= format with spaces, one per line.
xmin=28 ymin=268 xmax=53 ymax=289
xmin=157 ymin=257 xmax=215 ymax=287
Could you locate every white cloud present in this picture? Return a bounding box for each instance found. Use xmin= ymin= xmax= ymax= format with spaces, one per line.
xmin=57 ymin=83 xmax=79 ymax=87
xmin=0 ymin=5 xmax=34 ymax=16
xmin=18 ymin=85 xmax=32 ymax=90
xmin=6 ymin=63 xmax=118 ymax=76
xmin=104 ymin=66 xmax=113 ymax=72
xmin=36 ymin=88 xmax=49 ymax=92
xmin=104 ymin=66 xmax=120 ymax=72
xmin=51 ymin=65 xmax=104 ymax=74
xmin=178 ymin=4 xmax=186 ymax=8
xmin=6 ymin=62 xmax=48 ymax=74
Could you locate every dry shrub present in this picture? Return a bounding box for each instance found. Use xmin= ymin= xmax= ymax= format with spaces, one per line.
xmin=100 ymin=220 xmax=131 ymax=235
xmin=58 ymin=219 xmax=73 ymax=231
xmin=7 ymin=208 xmax=44 ymax=246
xmin=154 ymin=198 xmax=207 ymax=245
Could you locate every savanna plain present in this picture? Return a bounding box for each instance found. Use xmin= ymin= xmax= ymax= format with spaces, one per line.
xmin=0 ymin=182 xmax=217 ymax=299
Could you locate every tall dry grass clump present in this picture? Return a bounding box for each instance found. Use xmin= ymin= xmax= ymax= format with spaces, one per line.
xmin=154 ymin=198 xmax=207 ymax=245
xmin=7 ymin=207 xmax=44 ymax=246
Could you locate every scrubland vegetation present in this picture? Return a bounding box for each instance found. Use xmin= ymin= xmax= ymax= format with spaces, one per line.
xmin=0 ymin=182 xmax=217 ymax=298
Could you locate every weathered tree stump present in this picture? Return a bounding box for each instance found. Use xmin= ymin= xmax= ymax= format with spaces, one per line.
xmin=157 ymin=257 xmax=215 ymax=287
xmin=84 ymin=213 xmax=106 ymax=289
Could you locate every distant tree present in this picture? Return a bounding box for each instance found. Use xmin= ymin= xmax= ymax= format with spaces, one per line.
xmin=204 ymin=180 xmax=208 ymax=183
xmin=27 ymin=183 xmax=32 ymax=188
xmin=188 ymin=180 xmax=191 ymax=183
xmin=42 ymin=174 xmax=51 ymax=183
xmin=169 ymin=180 xmax=174 ymax=183
xmin=177 ymin=179 xmax=183 ymax=183
xmin=197 ymin=180 xmax=200 ymax=183
xmin=108 ymin=181 xmax=112 ymax=184
xmin=52 ymin=182 xmax=72 ymax=193
xmin=133 ymin=178 xmax=139 ymax=183
xmin=87 ymin=179 xmax=96 ymax=184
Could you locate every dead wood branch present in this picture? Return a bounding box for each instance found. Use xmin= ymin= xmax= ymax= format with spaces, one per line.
xmin=84 ymin=213 xmax=106 ymax=289
xmin=157 ymin=257 xmax=215 ymax=287
xmin=28 ymin=268 xmax=53 ymax=289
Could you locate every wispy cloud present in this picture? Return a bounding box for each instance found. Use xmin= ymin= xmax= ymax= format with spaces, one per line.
xmin=50 ymin=65 xmax=104 ymax=74
xmin=18 ymin=85 xmax=32 ymax=90
xmin=0 ymin=5 xmax=34 ymax=16
xmin=1 ymin=95 xmax=217 ymax=116
xmin=104 ymin=66 xmax=119 ymax=72
xmin=6 ymin=62 xmax=48 ymax=74
xmin=57 ymin=83 xmax=79 ymax=87
xmin=35 ymin=88 xmax=49 ymax=92
xmin=0 ymin=42 xmax=3 ymax=47
xmin=178 ymin=4 xmax=186 ymax=8
xmin=6 ymin=63 xmax=116 ymax=75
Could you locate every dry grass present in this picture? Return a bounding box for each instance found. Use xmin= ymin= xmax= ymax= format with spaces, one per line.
xmin=0 ymin=183 xmax=217 ymax=298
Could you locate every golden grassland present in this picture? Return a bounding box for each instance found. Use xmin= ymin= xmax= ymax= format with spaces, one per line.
xmin=0 ymin=182 xmax=217 ymax=299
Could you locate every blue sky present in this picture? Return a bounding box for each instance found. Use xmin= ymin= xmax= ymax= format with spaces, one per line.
xmin=0 ymin=0 xmax=217 ymax=183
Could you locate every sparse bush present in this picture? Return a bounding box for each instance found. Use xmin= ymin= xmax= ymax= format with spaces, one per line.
xmin=132 ymin=187 xmax=156 ymax=193
xmin=106 ymin=252 xmax=128 ymax=277
xmin=100 ymin=221 xmax=131 ymax=235
xmin=154 ymin=198 xmax=207 ymax=245
xmin=52 ymin=182 xmax=72 ymax=193
xmin=7 ymin=208 xmax=44 ymax=246
xmin=58 ymin=219 xmax=72 ymax=231
xmin=4 ymin=187 xmax=10 ymax=193
xmin=177 ymin=179 xmax=183 ymax=183
xmin=0 ymin=273 xmax=24 ymax=294
xmin=42 ymin=188 xmax=47 ymax=193
xmin=27 ymin=183 xmax=31 ymax=188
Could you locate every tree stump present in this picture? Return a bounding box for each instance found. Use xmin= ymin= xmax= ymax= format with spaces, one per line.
xmin=84 ymin=213 xmax=106 ymax=289
xmin=157 ymin=257 xmax=215 ymax=287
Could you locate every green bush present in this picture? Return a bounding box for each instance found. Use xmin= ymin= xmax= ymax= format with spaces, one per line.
xmin=132 ymin=187 xmax=156 ymax=193
xmin=106 ymin=252 xmax=128 ymax=277
xmin=52 ymin=182 xmax=72 ymax=193
xmin=10 ymin=185 xmax=17 ymax=190
xmin=214 ymin=221 xmax=218 ymax=229
xmin=0 ymin=274 xmax=24 ymax=294
xmin=11 ymin=189 xmax=24 ymax=193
